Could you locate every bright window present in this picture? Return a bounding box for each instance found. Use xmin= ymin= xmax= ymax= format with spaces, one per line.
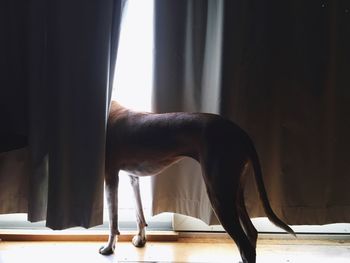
xmin=107 ymin=0 xmax=172 ymax=231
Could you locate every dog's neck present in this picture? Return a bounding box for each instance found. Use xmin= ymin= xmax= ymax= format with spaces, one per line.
xmin=109 ymin=101 xmax=129 ymax=121
xmin=110 ymin=100 xmax=124 ymax=111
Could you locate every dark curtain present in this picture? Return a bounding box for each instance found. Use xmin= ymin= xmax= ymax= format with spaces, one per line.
xmin=152 ymin=0 xmax=350 ymax=225
xmin=0 ymin=0 xmax=125 ymax=229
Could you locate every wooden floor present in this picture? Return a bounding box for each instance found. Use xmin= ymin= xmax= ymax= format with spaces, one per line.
xmin=0 ymin=237 xmax=350 ymax=263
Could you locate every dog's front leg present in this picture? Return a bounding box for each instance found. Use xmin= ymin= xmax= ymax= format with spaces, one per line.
xmin=129 ymin=175 xmax=147 ymax=247
xmin=100 ymin=170 xmax=120 ymax=255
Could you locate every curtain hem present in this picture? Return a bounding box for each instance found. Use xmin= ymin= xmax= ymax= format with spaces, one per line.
xmin=152 ymin=196 xmax=220 ymax=226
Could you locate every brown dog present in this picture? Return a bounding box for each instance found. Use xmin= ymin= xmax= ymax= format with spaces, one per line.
xmin=99 ymin=101 xmax=295 ymax=263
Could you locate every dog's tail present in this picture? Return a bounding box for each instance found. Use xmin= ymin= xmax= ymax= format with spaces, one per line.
xmin=249 ymin=144 xmax=296 ymax=237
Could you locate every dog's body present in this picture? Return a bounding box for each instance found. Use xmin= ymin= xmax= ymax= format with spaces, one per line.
xmin=100 ymin=101 xmax=295 ymax=263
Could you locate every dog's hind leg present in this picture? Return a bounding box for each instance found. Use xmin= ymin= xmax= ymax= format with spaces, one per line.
xmin=201 ymin=156 xmax=256 ymax=263
xmin=237 ymin=164 xmax=258 ymax=249
xmin=129 ymin=175 xmax=147 ymax=247
xmin=238 ymin=186 xmax=258 ymax=249
xmin=223 ymin=211 xmax=256 ymax=263
xmin=210 ymin=188 xmax=256 ymax=262
xmin=100 ymin=170 xmax=120 ymax=255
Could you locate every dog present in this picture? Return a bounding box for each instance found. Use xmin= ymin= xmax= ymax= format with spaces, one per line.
xmin=99 ymin=100 xmax=295 ymax=263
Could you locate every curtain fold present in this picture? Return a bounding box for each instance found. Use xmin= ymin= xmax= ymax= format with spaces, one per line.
xmin=152 ymin=0 xmax=350 ymax=225
xmin=152 ymin=0 xmax=223 ymax=225
xmin=0 ymin=0 xmax=125 ymax=229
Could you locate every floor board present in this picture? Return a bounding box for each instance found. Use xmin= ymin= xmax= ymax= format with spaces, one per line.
xmin=0 ymin=238 xmax=349 ymax=262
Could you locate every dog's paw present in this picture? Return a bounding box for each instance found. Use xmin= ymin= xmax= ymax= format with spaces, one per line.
xmin=132 ymin=235 xmax=146 ymax=248
xmin=99 ymin=245 xmax=115 ymax=255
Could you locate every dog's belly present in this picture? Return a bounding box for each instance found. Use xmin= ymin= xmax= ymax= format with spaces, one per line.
xmin=120 ymin=156 xmax=184 ymax=176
